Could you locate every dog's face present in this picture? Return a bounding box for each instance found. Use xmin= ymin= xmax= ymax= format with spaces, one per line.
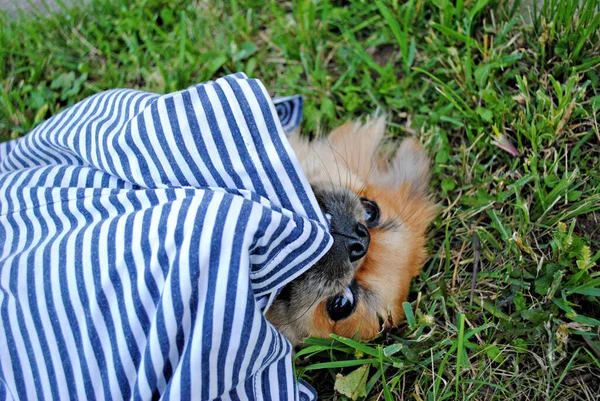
xmin=267 ymin=117 xmax=437 ymax=346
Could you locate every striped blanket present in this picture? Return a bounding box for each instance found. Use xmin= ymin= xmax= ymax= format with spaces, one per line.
xmin=0 ymin=73 xmax=332 ymax=400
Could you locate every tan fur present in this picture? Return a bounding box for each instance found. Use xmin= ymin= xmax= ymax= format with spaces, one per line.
xmin=281 ymin=116 xmax=437 ymax=341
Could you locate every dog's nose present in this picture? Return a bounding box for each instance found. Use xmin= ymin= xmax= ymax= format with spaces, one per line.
xmin=347 ymin=223 xmax=370 ymax=262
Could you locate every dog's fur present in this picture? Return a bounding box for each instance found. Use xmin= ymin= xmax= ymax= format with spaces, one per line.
xmin=267 ymin=116 xmax=437 ymax=346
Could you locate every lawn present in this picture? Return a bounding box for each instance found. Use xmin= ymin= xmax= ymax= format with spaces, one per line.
xmin=1 ymin=0 xmax=599 ymax=399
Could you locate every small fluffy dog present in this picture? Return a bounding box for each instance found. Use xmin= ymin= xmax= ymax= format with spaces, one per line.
xmin=267 ymin=117 xmax=437 ymax=346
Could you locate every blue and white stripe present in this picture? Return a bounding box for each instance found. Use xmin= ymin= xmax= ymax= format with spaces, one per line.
xmin=272 ymin=96 xmax=303 ymax=135
xmin=0 ymin=73 xmax=332 ymax=401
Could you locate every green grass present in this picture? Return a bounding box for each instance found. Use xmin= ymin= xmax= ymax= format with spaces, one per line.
xmin=2 ymin=0 xmax=600 ymax=399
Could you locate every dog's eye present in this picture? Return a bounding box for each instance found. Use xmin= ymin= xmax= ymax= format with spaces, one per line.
xmin=326 ymin=285 xmax=356 ymax=321
xmin=360 ymin=198 xmax=380 ymax=227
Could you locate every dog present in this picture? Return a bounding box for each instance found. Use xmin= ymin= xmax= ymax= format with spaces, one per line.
xmin=266 ymin=116 xmax=437 ymax=346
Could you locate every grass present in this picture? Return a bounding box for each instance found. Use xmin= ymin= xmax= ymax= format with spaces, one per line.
xmin=1 ymin=0 xmax=600 ymax=399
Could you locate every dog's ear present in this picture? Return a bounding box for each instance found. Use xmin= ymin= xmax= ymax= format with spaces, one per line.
xmin=327 ymin=116 xmax=387 ymax=180
xmin=375 ymin=137 xmax=430 ymax=198
xmin=327 ymin=116 xmax=430 ymax=198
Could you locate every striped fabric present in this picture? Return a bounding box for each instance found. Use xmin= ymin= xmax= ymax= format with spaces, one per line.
xmin=271 ymin=96 xmax=303 ymax=135
xmin=0 ymin=73 xmax=332 ymax=401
